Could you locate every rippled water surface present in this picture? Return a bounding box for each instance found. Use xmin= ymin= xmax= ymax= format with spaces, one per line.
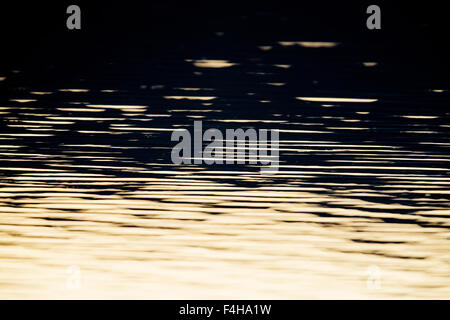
xmin=1 ymin=26 xmax=449 ymax=298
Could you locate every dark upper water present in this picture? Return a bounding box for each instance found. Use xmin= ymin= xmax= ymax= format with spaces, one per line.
xmin=0 ymin=2 xmax=449 ymax=298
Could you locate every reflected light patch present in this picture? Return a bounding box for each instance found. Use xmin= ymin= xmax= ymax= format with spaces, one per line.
xmin=9 ymin=99 xmax=37 ymax=103
xmin=30 ymin=92 xmax=52 ymax=95
xmin=273 ymin=64 xmax=291 ymax=69
xmin=189 ymin=59 xmax=236 ymax=68
xmin=363 ymin=62 xmax=378 ymax=67
xmin=402 ymin=116 xmax=438 ymax=119
xmin=59 ymin=89 xmax=90 ymax=93
xmin=279 ymin=41 xmax=339 ymax=48
xmin=164 ymin=96 xmax=216 ymax=101
xmin=297 ymin=97 xmax=378 ymax=103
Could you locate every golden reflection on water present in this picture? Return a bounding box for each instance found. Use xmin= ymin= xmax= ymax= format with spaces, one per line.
xmin=1 ymin=143 xmax=449 ymax=299
xmin=188 ymin=59 xmax=236 ymax=68
xmin=0 ymin=38 xmax=449 ymax=299
xmin=0 ymin=180 xmax=449 ymax=299
xmin=296 ymin=97 xmax=378 ymax=103
xmin=278 ymin=41 xmax=339 ymax=48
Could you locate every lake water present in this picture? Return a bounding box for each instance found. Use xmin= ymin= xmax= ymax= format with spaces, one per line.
xmin=0 ymin=18 xmax=449 ymax=299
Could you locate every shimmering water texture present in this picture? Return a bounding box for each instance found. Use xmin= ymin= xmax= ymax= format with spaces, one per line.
xmin=0 ymin=36 xmax=449 ymax=299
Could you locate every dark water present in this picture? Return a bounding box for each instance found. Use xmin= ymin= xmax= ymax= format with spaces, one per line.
xmin=0 ymin=3 xmax=449 ymax=298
